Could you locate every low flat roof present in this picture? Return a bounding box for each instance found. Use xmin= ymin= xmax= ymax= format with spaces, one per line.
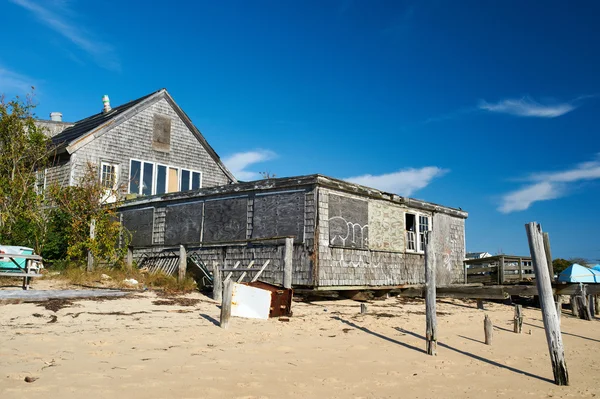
xmin=118 ymin=174 xmax=468 ymax=218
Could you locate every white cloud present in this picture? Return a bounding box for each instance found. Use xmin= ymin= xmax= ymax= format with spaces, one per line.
xmin=0 ymin=66 xmax=35 ymax=94
xmin=499 ymin=154 xmax=600 ymax=213
xmin=223 ymin=150 xmax=277 ymax=181
xmin=10 ymin=0 xmax=120 ymax=71
xmin=479 ymin=97 xmax=576 ymax=118
xmin=344 ymin=167 xmax=449 ymax=196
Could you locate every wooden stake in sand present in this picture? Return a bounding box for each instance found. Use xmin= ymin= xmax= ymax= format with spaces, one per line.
xmin=424 ymin=230 xmax=437 ymax=356
xmin=220 ymin=279 xmax=233 ymax=329
xmin=570 ymin=295 xmax=579 ymax=317
xmin=477 ymin=300 xmax=485 ymax=310
xmin=513 ymin=305 xmax=523 ymax=333
xmin=555 ymin=296 xmax=562 ymax=324
xmin=283 ymin=237 xmax=294 ymax=289
xmin=360 ymin=303 xmax=368 ymax=314
xmin=213 ymin=262 xmax=222 ymax=303
xmin=178 ymin=245 xmax=187 ymax=283
xmin=525 ymin=222 xmax=569 ymax=386
xmin=484 ymin=314 xmax=493 ymax=345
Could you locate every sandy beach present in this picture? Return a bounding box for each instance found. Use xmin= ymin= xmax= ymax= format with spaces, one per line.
xmin=1 ymin=285 xmax=599 ymax=399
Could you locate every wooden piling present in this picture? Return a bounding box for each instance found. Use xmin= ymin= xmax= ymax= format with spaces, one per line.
xmin=212 ymin=262 xmax=222 ymax=303
xmin=87 ymin=218 xmax=96 ymax=272
xmin=525 ymin=222 xmax=569 ymax=385
xmin=220 ymin=279 xmax=233 ymax=329
xmin=360 ymin=303 xmax=368 ymax=314
xmin=588 ymin=295 xmax=595 ymax=319
xmin=424 ymin=231 xmax=437 ymax=356
xmin=570 ymin=295 xmax=579 ymax=317
xmin=126 ymin=246 xmax=133 ymax=272
xmin=513 ymin=305 xmax=523 ymax=333
xmin=484 ymin=314 xmax=493 ymax=345
xmin=477 ymin=300 xmax=484 ymax=310
xmin=543 ymin=233 xmax=554 ymax=281
xmin=283 ymin=237 xmax=294 ymax=289
xmin=576 ymin=285 xmax=592 ymax=321
xmin=178 ymin=245 xmax=187 ymax=283
xmin=595 ymin=295 xmax=599 ymax=316
xmin=555 ymin=296 xmax=562 ymax=324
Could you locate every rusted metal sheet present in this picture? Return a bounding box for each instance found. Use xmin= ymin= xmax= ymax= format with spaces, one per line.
xmin=245 ymin=281 xmax=293 ymax=317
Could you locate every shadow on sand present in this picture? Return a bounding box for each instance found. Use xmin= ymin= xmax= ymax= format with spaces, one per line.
xmin=330 ymin=316 xmax=552 ymax=383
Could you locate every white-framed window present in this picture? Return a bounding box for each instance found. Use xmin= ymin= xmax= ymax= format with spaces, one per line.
xmin=129 ymin=159 xmax=202 ymax=196
xmin=405 ymin=212 xmax=431 ymax=253
xmin=35 ymin=169 xmax=46 ymax=195
xmin=100 ymin=162 xmax=118 ymax=190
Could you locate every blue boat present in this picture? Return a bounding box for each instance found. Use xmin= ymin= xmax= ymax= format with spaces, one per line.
xmin=558 ymin=264 xmax=600 ymax=283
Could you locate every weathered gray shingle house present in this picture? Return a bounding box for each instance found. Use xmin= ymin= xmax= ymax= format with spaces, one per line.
xmin=41 ymin=89 xmax=236 ymax=200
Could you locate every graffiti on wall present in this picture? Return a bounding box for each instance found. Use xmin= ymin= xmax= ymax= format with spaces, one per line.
xmin=368 ymin=201 xmax=404 ymax=251
xmin=328 ymin=194 xmax=369 ymax=249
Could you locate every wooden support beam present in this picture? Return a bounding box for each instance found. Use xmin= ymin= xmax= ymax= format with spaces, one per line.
xmin=224 ymin=261 xmax=241 ymax=282
xmin=525 ymin=222 xmax=569 ymax=386
xmin=484 ymin=314 xmax=493 ymax=345
xmin=543 ymin=233 xmax=554 ymax=281
xmin=514 ymin=305 xmax=523 ymax=333
xmin=477 ymin=300 xmax=484 ymax=310
xmin=425 ymin=231 xmax=437 ymax=356
xmin=570 ymin=295 xmax=579 ymax=317
xmin=576 ymin=285 xmax=592 ymax=321
xmin=220 ymin=279 xmax=233 ymax=329
xmin=283 ymin=237 xmax=294 ymax=289
xmin=595 ymin=295 xmax=600 ymax=316
xmin=518 ymin=257 xmax=523 ymax=281
xmin=126 ymin=246 xmax=133 ymax=272
xmin=588 ymin=295 xmax=595 ymax=319
xmin=250 ymin=260 xmax=271 ymax=283
xmin=498 ymin=256 xmax=505 ymax=285
xmin=555 ymin=295 xmax=562 ymax=324
xmin=178 ymin=245 xmax=187 ymax=283
xmin=237 ymin=260 xmax=255 ymax=283
xmin=212 ymin=262 xmax=222 ymax=303
xmin=360 ymin=303 xmax=368 ymax=314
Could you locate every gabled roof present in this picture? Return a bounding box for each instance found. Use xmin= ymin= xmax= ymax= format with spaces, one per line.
xmin=51 ymin=90 xmax=159 ymax=149
xmin=51 ymin=88 xmax=236 ymax=183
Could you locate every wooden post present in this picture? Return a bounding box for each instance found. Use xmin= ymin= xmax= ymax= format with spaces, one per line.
xmin=178 ymin=245 xmax=187 ymax=282
xmin=576 ymin=285 xmax=592 ymax=321
xmin=212 ymin=262 xmax=222 ymax=302
xmin=484 ymin=314 xmax=493 ymax=345
xmin=498 ymin=256 xmax=505 ymax=285
xmin=543 ymin=233 xmax=554 ymax=281
xmin=283 ymin=237 xmax=294 ymax=289
xmin=525 ymin=222 xmax=569 ymax=385
xmin=87 ymin=218 xmax=96 ymax=272
xmin=126 ymin=246 xmax=133 ymax=272
xmin=424 ymin=231 xmax=437 ymax=356
xmin=220 ymin=279 xmax=233 ymax=329
xmin=477 ymin=300 xmax=484 ymax=310
xmin=595 ymin=295 xmax=599 ymax=316
xmin=518 ymin=257 xmax=523 ymax=281
xmin=570 ymin=295 xmax=579 ymax=317
xmin=360 ymin=303 xmax=368 ymax=314
xmin=588 ymin=295 xmax=595 ymax=319
xmin=555 ymin=295 xmax=562 ymax=324
xmin=513 ymin=305 xmax=523 ymax=333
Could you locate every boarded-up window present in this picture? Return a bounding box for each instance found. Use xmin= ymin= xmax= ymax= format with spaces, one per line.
xmin=153 ymin=114 xmax=171 ymax=152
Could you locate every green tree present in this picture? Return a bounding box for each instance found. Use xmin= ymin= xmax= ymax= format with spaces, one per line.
xmin=0 ymin=93 xmax=52 ymax=250
xmin=552 ymin=258 xmax=571 ymax=275
xmin=47 ymin=162 xmax=129 ymax=266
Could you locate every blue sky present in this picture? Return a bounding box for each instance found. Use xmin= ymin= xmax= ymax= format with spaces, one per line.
xmin=1 ymin=0 xmax=600 ymax=261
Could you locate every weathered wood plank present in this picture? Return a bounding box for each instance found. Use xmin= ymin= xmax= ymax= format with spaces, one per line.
xmin=525 ymin=222 xmax=569 ymax=386
xmin=514 ymin=305 xmax=523 ymax=333
xmin=484 ymin=314 xmax=493 ymax=345
xmin=425 ymin=231 xmax=437 ymax=356
xmin=220 ymin=279 xmax=233 ymax=329
xmin=212 ymin=262 xmax=222 ymax=302
xmin=178 ymin=245 xmax=187 ymax=282
xmin=283 ymin=237 xmax=294 ymax=289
